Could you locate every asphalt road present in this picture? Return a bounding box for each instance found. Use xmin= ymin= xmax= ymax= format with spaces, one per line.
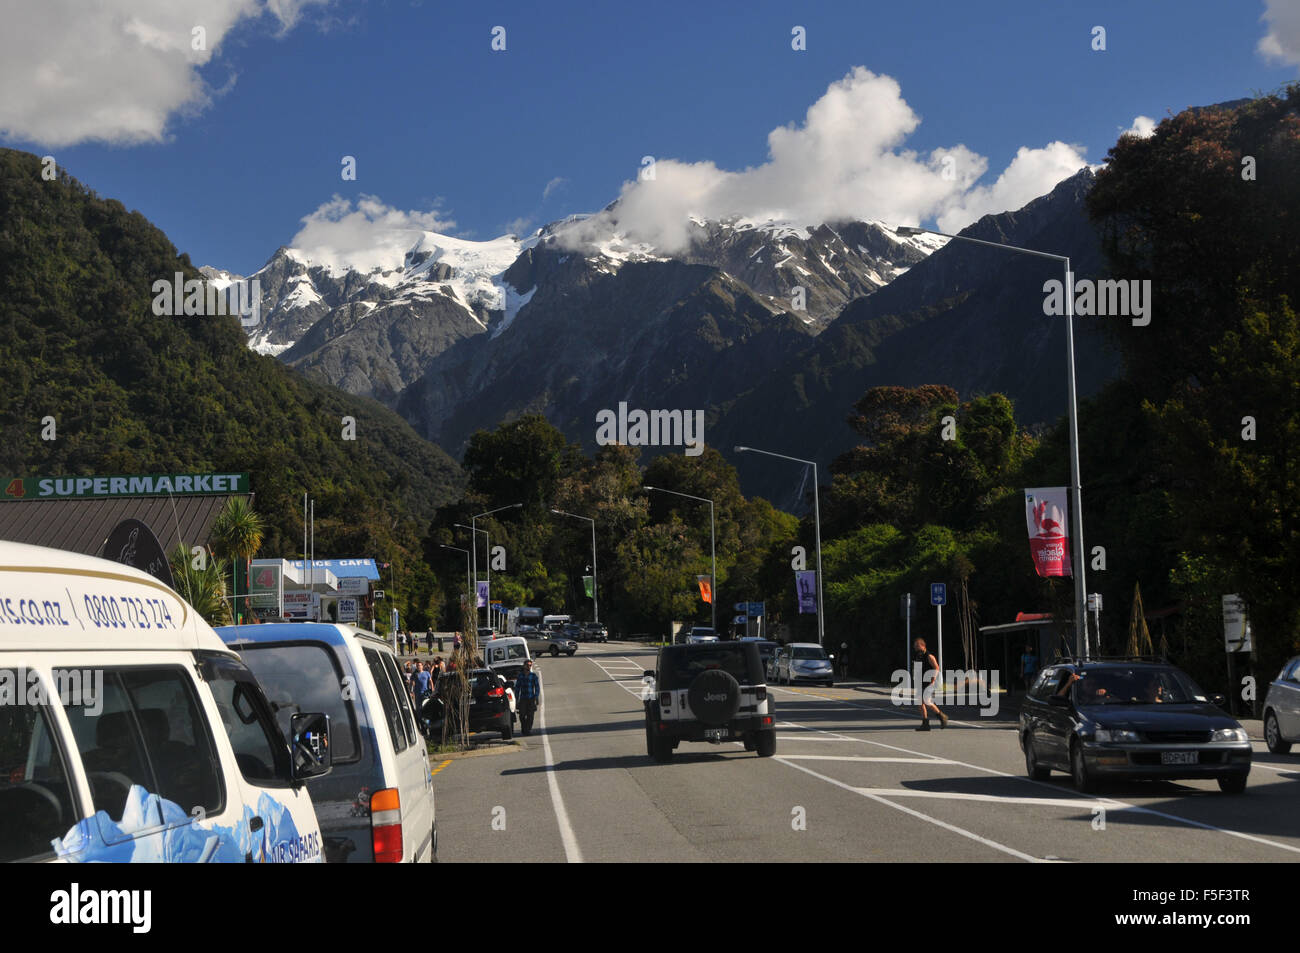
xmin=430 ymin=644 xmax=1300 ymax=863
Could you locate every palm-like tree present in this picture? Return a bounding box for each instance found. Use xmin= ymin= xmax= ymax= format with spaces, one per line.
xmin=169 ymin=545 xmax=232 ymax=626
xmin=210 ymin=497 xmax=266 ymax=623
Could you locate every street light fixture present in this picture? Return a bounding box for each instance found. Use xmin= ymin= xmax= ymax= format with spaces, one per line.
xmin=642 ymin=485 xmax=716 ymax=635
xmin=893 ymin=224 xmax=1089 ymax=657
xmin=438 ymin=544 xmax=472 ymax=613
xmin=734 ymin=446 xmax=823 ymax=647
xmin=472 ymin=503 xmax=522 ymax=625
xmin=550 ymin=508 xmax=599 ymax=625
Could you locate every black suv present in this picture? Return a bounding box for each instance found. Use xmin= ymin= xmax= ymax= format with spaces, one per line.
xmin=644 ymin=641 xmax=775 ymax=761
xmin=1019 ymin=660 xmax=1251 ymax=793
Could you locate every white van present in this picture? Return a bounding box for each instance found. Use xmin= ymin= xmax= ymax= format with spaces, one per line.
xmin=0 ymin=541 xmax=330 ymax=863
xmin=217 ymin=622 xmax=437 ymax=862
xmin=482 ymin=636 xmax=531 ymax=681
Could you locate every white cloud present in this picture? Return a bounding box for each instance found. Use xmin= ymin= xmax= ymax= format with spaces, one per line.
xmin=288 ymin=195 xmax=457 ymax=274
xmin=1259 ymin=0 xmax=1300 ymax=66
xmin=0 ymin=0 xmax=327 ymax=147
xmin=542 ymin=176 xmax=567 ymax=200
xmin=936 ymin=142 xmax=1093 ymax=233
xmin=1121 ymin=115 xmax=1157 ymax=139
xmin=559 ymin=67 xmax=1089 ymax=254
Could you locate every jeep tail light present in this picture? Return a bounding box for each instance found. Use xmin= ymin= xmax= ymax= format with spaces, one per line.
xmin=371 ymin=788 xmax=403 ymax=863
xmin=762 ymin=715 xmax=773 ymax=726
xmin=659 ymin=692 xmax=671 ymax=708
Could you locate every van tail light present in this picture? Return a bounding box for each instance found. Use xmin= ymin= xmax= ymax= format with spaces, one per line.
xmin=370 ymin=788 xmax=403 ymax=863
xmin=659 ymin=692 xmax=671 ymax=708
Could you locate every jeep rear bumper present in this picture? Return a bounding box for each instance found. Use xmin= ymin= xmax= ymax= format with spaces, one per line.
xmin=653 ymin=713 xmax=774 ymax=742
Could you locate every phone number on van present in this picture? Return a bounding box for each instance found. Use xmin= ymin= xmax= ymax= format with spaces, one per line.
xmin=82 ymin=593 xmax=177 ymax=630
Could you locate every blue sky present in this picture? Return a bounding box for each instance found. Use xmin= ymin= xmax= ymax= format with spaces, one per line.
xmin=2 ymin=0 xmax=1296 ymax=274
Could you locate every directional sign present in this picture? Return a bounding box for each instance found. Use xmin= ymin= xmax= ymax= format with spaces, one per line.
xmin=735 ymin=602 xmax=747 ymax=612
xmin=748 ymin=601 xmax=765 ymax=616
xmin=930 ymin=583 xmax=946 ymax=607
xmin=734 ymin=614 xmax=747 ymax=624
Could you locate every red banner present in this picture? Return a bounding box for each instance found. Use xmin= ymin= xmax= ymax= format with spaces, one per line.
xmin=697 ymin=575 xmax=713 ymax=604
xmin=1024 ymin=487 xmax=1072 ymax=577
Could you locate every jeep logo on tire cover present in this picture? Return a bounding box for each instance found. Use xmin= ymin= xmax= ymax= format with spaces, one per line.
xmin=688 ymin=670 xmax=741 ymax=724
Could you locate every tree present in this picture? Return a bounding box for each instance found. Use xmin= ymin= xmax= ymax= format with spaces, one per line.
xmin=169 ymin=545 xmax=232 ymax=626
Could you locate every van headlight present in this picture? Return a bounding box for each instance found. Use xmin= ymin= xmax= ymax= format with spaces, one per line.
xmin=1211 ymin=728 xmax=1248 ymax=743
xmin=1094 ymin=728 xmax=1140 ymax=743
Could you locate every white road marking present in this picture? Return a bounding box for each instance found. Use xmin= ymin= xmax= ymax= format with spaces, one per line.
xmin=777 ymin=757 xmax=1051 ymax=863
xmin=779 ymin=719 xmax=1300 ymax=857
xmin=779 ymin=755 xmax=954 ymax=765
xmin=589 ymin=657 xmax=653 ymax=700
xmin=536 ymin=673 xmax=583 ymax=864
xmin=848 ymin=788 xmax=1109 ymax=810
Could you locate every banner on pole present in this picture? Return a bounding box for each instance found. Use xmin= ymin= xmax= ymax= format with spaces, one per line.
xmin=583 ymin=575 xmax=595 ymax=598
xmin=476 ymin=581 xmax=489 ymax=608
xmin=697 ymin=575 xmax=713 ymax=604
xmin=1024 ymin=487 xmax=1072 ymax=577
xmin=795 ymin=570 xmax=817 ymax=614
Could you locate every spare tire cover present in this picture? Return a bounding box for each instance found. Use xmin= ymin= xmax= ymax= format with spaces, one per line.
xmin=688 ymin=669 xmax=741 ymax=725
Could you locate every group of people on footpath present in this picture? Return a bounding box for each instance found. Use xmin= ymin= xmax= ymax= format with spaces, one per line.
xmin=396 ymin=628 xmax=451 ymax=655
xmin=395 ymin=635 xmax=542 ymax=738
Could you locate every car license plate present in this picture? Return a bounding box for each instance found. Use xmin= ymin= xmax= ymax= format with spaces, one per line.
xmin=705 ymin=728 xmax=728 ymax=741
xmin=1161 ymin=751 xmax=1197 ymax=765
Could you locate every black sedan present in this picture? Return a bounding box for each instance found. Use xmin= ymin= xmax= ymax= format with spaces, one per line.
xmin=1019 ymin=661 xmax=1252 ymax=793
xmin=421 ymin=669 xmax=515 ymax=740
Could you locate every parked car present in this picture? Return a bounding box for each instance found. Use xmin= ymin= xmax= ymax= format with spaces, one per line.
xmin=643 ymin=641 xmax=775 ymax=760
xmin=685 ymin=626 xmax=718 ymax=644
xmin=423 ymin=669 xmax=515 ymax=739
xmin=773 ymin=642 xmax=834 ymax=686
xmin=218 ymin=621 xmax=438 ymax=862
xmin=1263 ymin=655 xmax=1300 ymax=754
xmin=0 ymin=541 xmax=329 ymax=864
xmin=581 ymin=622 xmax=609 ymax=643
xmin=1019 ymin=660 xmax=1252 ymax=793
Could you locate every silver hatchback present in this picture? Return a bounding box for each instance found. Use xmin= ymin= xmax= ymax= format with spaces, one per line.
xmin=1263 ymin=656 xmax=1300 ymax=754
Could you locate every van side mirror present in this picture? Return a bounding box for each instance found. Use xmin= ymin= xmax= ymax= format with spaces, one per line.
xmin=290 ymin=712 xmax=333 ymax=781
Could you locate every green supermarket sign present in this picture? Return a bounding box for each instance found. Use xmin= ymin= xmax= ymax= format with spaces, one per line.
xmin=3 ymin=472 xmax=250 ymax=501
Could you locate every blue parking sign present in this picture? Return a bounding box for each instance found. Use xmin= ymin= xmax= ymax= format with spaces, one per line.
xmin=930 ymin=583 xmax=946 ymax=606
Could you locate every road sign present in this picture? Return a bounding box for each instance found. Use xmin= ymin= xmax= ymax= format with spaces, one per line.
xmin=1223 ymin=595 xmax=1251 ymax=652
xmin=734 ymin=614 xmax=747 ymax=624
xmin=930 ymin=583 xmax=946 ymax=606
xmin=747 ymin=601 xmax=765 ymax=616
xmin=734 ymin=602 xmax=747 ymax=612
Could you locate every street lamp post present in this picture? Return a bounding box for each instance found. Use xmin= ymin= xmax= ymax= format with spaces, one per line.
xmin=895 ymin=225 xmax=1089 ymax=657
xmin=550 ymin=509 xmax=598 ymax=625
xmin=438 ymin=544 xmax=472 ymax=615
xmin=472 ymin=503 xmax=523 ymax=627
xmin=642 ymin=486 xmax=716 ymax=635
xmin=454 ymin=523 xmax=489 ymax=627
xmin=734 ymin=446 xmax=823 ymax=647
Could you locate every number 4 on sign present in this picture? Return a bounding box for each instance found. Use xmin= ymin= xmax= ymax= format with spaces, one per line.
xmin=5 ymin=478 xmax=24 ymax=499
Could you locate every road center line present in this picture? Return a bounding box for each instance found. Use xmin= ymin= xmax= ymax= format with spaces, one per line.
xmin=537 ymin=673 xmax=584 ymax=863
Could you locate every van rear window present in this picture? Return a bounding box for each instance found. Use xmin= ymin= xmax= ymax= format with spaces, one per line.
xmin=235 ymin=643 xmax=359 ymax=763
xmin=363 ymin=648 xmax=410 ymax=753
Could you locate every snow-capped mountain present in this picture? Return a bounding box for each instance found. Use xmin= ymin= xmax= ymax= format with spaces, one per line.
xmin=210 ymin=211 xmax=942 ymax=409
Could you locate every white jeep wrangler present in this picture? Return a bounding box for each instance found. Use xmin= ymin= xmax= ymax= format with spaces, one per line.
xmin=643 ymin=641 xmax=776 ymax=761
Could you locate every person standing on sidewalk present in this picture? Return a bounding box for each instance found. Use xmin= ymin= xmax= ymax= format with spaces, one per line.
xmin=912 ymin=637 xmax=948 ymax=730
xmin=513 ymin=659 xmax=541 ymax=736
